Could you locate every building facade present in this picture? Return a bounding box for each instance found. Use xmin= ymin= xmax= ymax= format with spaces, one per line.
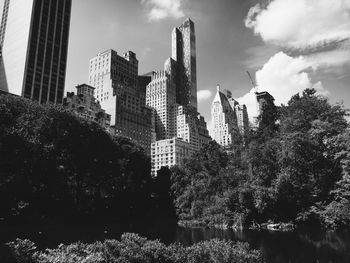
xmin=151 ymin=137 xmax=191 ymax=176
xmin=235 ymin=104 xmax=249 ymax=135
xmin=0 ymin=0 xmax=71 ymax=104
xmin=63 ymin=84 xmax=111 ymax=129
xmin=88 ymin=49 xmax=138 ymax=125
xmin=226 ymin=90 xmax=249 ymax=136
xmin=176 ymin=105 xmax=210 ymax=154
xmin=146 ymin=70 xmax=177 ymax=140
xmin=197 ymin=114 xmax=211 ymax=147
xmin=89 ymin=49 xmax=154 ymax=155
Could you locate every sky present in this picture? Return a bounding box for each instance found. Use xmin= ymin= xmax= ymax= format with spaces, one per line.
xmin=1 ymin=0 xmax=349 ymax=123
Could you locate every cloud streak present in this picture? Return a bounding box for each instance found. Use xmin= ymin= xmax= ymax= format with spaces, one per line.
xmin=141 ymin=0 xmax=185 ymax=21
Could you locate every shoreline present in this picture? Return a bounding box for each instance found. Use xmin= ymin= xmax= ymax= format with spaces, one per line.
xmin=178 ymin=219 xmax=295 ymax=232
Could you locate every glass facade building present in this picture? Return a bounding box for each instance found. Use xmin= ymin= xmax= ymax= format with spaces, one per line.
xmin=0 ymin=0 xmax=71 ymax=104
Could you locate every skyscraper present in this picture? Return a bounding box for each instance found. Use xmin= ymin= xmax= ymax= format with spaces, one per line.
xmin=89 ymin=49 xmax=138 ymax=125
xmin=172 ymin=18 xmax=197 ymax=109
xmin=211 ymin=85 xmax=238 ymax=146
xmin=149 ymin=18 xmax=211 ymax=175
xmin=210 ymin=85 xmax=250 ymax=147
xmin=0 ymin=0 xmax=72 ymax=104
xmin=89 ymin=49 xmax=154 ymax=154
xmin=146 ymin=69 xmax=177 ymax=140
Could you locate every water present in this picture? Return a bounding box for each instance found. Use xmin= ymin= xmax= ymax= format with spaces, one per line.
xmin=1 ymin=222 xmax=350 ymax=263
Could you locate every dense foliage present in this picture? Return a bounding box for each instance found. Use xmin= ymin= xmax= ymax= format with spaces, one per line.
xmin=0 ymin=95 xmax=174 ymax=222
xmin=4 ymin=233 xmax=263 ymax=263
xmin=171 ymin=89 xmax=350 ymax=229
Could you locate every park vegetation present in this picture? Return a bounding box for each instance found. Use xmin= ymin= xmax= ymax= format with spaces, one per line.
xmin=0 ymin=95 xmax=174 ymax=223
xmin=4 ymin=233 xmax=263 ymax=263
xmin=1 ymin=88 xmax=349 ymax=231
xmin=171 ymin=89 xmax=350 ymax=230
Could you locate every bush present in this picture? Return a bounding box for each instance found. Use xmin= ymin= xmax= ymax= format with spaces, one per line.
xmin=6 ymin=239 xmax=37 ymax=263
xmin=6 ymin=233 xmax=264 ymax=263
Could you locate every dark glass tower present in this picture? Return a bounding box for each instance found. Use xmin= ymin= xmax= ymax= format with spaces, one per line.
xmin=0 ymin=0 xmax=71 ymax=104
xmin=171 ymin=18 xmax=197 ymax=109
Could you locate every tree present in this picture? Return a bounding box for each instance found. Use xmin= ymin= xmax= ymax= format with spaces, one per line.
xmin=0 ymin=95 xmax=159 ymax=222
xmin=169 ymin=89 xmax=350 ymax=229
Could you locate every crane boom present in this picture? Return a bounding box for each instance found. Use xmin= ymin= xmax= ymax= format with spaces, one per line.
xmin=246 ymin=71 xmax=255 ymax=87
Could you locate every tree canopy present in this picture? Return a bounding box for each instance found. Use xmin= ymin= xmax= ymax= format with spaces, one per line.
xmin=171 ymin=89 xmax=349 ymax=229
xmin=0 ymin=95 xmax=172 ymax=223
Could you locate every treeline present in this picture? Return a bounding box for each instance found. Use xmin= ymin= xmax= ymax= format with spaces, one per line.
xmin=4 ymin=233 xmax=263 ymax=263
xmin=0 ymin=95 xmax=174 ymax=223
xmin=171 ymin=89 xmax=350 ymax=230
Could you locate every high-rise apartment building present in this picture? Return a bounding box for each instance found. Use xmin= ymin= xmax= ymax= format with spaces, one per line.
xmin=89 ymin=49 xmax=138 ymax=125
xmin=89 ymin=49 xmax=154 ymax=154
xmin=146 ymin=69 xmax=177 ymax=140
xmin=149 ymin=18 xmax=211 ymax=175
xmin=0 ymin=0 xmax=71 ymax=104
xmin=172 ymin=18 xmax=197 ymax=109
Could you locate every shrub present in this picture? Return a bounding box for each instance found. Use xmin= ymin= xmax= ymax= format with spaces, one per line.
xmin=6 ymin=233 xmax=264 ymax=263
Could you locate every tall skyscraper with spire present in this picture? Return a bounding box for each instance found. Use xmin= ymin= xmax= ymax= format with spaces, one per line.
xmin=0 ymin=0 xmax=72 ymax=104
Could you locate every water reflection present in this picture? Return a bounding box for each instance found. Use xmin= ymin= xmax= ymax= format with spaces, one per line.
xmin=0 ymin=223 xmax=349 ymax=263
xmin=171 ymin=227 xmax=350 ymax=263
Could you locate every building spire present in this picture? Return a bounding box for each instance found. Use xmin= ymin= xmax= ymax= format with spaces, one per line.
xmin=217 ymin=84 xmax=220 ymax=92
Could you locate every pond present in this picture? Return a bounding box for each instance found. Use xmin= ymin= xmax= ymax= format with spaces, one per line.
xmin=1 ymin=221 xmax=350 ymax=263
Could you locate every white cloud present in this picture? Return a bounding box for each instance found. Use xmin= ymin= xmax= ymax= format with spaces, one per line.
xmin=141 ymin=0 xmax=185 ymax=21
xmin=245 ymin=0 xmax=350 ymax=49
xmin=197 ymin=90 xmax=212 ymax=102
xmin=242 ymin=0 xmax=350 ymax=122
xmin=236 ymin=52 xmax=329 ymax=121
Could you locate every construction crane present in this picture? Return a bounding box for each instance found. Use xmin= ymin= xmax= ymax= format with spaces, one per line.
xmin=246 ymin=71 xmax=258 ymax=93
